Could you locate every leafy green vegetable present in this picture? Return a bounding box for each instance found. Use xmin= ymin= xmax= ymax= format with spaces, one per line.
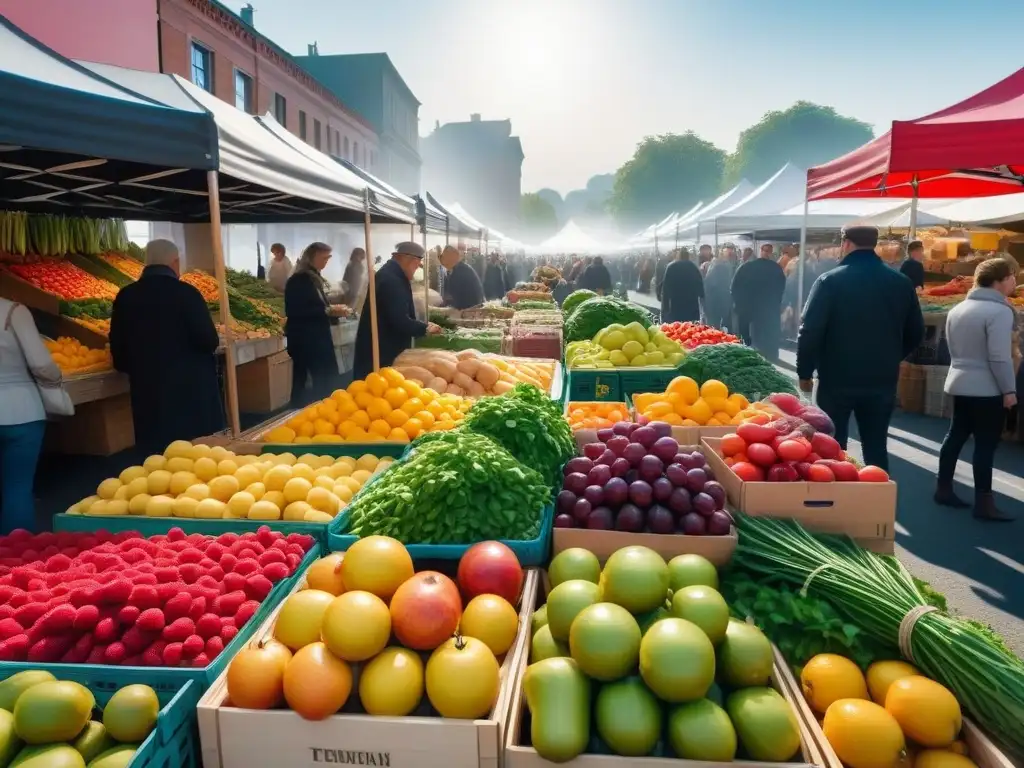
xmin=562 ymin=289 xmax=597 ymax=317
xmin=721 ymin=567 xmax=893 ymax=671
xmin=460 ymin=383 xmax=575 ymax=487
xmin=564 ymin=296 xmax=653 ymax=343
xmin=515 ymin=300 xmax=557 ymax=311
xmin=675 ymin=342 xmax=797 ymax=399
xmin=343 ymin=430 xmax=550 ymax=544
xmin=914 ymin=577 xmax=1014 ymax=658
xmin=428 ymin=311 xmax=457 ymax=329
xmin=60 ymin=298 xmax=113 ymax=320
xmin=226 ymin=268 xmax=285 ymax=315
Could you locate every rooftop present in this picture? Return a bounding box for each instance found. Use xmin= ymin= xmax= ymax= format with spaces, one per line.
xmin=295 ymin=51 xmax=421 ymax=106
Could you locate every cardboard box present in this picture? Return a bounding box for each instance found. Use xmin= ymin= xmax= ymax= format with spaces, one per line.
xmin=701 ymin=437 xmax=897 ymax=553
xmin=45 ymin=392 xmax=134 ymax=456
xmin=198 ymin=568 xmax=541 ymax=768
xmin=236 ymin=349 xmax=293 ymax=413
xmin=773 ymin=647 xmax=1018 ymax=768
xmin=504 ymin=642 xmax=825 ymax=768
xmin=552 ymin=526 xmax=736 ymax=565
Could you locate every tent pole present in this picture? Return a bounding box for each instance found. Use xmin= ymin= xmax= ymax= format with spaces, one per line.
xmin=695 ymin=222 xmax=701 ymax=251
xmin=796 ymin=195 xmax=810 ymax=317
xmin=714 ymin=220 xmax=719 ymax=252
xmin=206 ymin=171 xmax=240 ymax=437
xmin=422 ymin=225 xmax=429 ymax=320
xmin=675 ymin=222 xmax=680 ymax=250
xmin=445 ymin=217 xmax=450 ymax=247
xmin=908 ymin=175 xmax=920 ymax=238
xmin=363 ymin=190 xmax=380 ymax=372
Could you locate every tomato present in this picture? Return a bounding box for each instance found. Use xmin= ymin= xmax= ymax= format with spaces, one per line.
xmin=858 ymin=466 xmax=889 ymax=482
xmin=806 ymin=463 xmax=836 ymax=482
xmin=824 ymin=460 xmax=859 ymax=482
xmin=732 ymin=461 xmax=765 ymax=482
xmin=719 ymin=433 xmax=747 ymax=458
xmin=746 ymin=443 xmax=777 ymax=467
xmin=737 ymin=422 xmax=776 ymax=445
xmin=776 ymin=438 xmax=811 ymax=462
xmin=425 ymin=635 xmax=500 ymax=719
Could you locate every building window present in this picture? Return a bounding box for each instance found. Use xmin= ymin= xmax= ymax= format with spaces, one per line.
xmin=333 ymin=130 xmax=340 ymax=156
xmin=234 ymin=70 xmax=253 ymax=113
xmin=314 ymin=119 xmax=322 ymax=150
xmin=343 ymin=136 xmax=350 ymax=159
xmin=353 ymin=141 xmax=359 ymax=166
xmin=273 ymin=93 xmax=286 ymax=124
xmin=190 ymin=42 xmax=213 ymax=92
xmin=299 ymin=111 xmax=307 ymax=141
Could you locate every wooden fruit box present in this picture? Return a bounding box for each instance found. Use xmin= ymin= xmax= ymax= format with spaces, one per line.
xmin=503 ymin=641 xmax=825 ymax=768
xmin=771 ymin=647 xmax=1018 ymax=768
xmin=197 ymin=567 xmax=541 ymax=768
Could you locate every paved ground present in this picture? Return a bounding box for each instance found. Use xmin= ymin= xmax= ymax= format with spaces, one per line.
xmin=629 ymin=289 xmax=1024 ymax=654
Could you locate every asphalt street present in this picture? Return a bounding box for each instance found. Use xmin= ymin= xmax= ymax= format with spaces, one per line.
xmin=629 ymin=289 xmax=1024 ymax=654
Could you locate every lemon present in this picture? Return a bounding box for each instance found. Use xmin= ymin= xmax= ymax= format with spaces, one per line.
xmin=105 ymin=500 xmax=129 ymax=516
xmin=245 ymin=482 xmax=266 ymax=500
xmin=823 ymin=699 xmax=905 ymax=768
xmin=217 ymin=459 xmax=239 ymax=477
xmin=209 ymin=475 xmax=240 ymax=502
xmin=145 ymin=495 xmax=175 ymax=517
xmin=188 ymin=442 xmax=213 ymax=461
xmin=142 ymin=455 xmax=167 ymax=473
xmin=248 ymin=500 xmax=282 ymax=520
xmin=916 ymin=752 xmax=978 ymax=768
xmin=262 ymin=491 xmax=286 ymax=510
xmin=193 ymin=457 xmax=219 ymax=482
xmin=866 ymin=660 xmax=920 ymax=704
xmin=165 ymin=457 xmax=193 ymax=474
xmin=234 ymin=464 xmax=261 ymax=488
xmin=290 ymin=463 xmax=316 ymax=484
xmin=183 ymin=483 xmax=210 ymax=501
xmin=173 ymin=496 xmax=199 ymax=518
xmin=263 ymin=465 xmax=293 ymax=492
xmin=350 ymin=469 xmax=372 ymax=486
xmin=164 ymin=440 xmax=193 ymax=459
xmin=97 ymin=478 xmax=122 ymax=500
xmin=226 ymin=491 xmax=255 ymax=518
xmin=355 ymin=454 xmax=380 ymax=473
xmin=283 ymin=477 xmax=313 ymax=504
xmin=359 ymin=647 xmax=424 ymax=716
xmin=195 ymin=498 xmax=227 ymax=519
xmin=307 ymin=488 xmax=340 ymax=515
xmin=283 ymin=501 xmax=312 ymax=521
xmin=169 ymin=471 xmax=198 ymax=496
xmin=124 ymin=477 xmax=149 ymax=499
xmin=118 ymin=465 xmax=147 ymax=485
xmin=885 ymin=676 xmax=961 ymax=748
xmin=209 ymin=445 xmax=230 ymax=462
xmin=304 ymin=509 xmax=335 ymax=523
xmin=801 ymin=654 xmax=869 ymax=715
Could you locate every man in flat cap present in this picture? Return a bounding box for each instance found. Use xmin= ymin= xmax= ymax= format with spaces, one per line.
xmin=354 ymin=241 xmax=441 ymax=378
xmin=797 ymin=225 xmax=924 ymax=471
xmin=440 ymin=245 xmax=484 ymax=310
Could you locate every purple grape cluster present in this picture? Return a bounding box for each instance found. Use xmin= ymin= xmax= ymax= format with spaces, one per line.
xmin=555 ymin=421 xmax=733 ymax=536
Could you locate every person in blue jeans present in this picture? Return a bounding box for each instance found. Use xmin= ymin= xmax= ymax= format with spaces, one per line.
xmin=0 ymin=298 xmax=62 ymax=533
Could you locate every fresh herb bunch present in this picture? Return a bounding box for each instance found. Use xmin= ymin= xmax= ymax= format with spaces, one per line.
xmin=462 ymin=383 xmax=574 ymax=486
xmin=721 ymin=567 xmax=894 ymax=672
xmin=344 ymin=431 xmax=550 ymax=544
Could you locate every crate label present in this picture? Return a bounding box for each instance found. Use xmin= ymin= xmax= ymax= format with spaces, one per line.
xmin=309 ymin=749 xmax=391 ymax=765
xmin=595 ymin=382 xmax=610 ymax=397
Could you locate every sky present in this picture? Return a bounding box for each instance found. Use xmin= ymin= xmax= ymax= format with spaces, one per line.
xmin=224 ymin=0 xmax=1024 ymax=194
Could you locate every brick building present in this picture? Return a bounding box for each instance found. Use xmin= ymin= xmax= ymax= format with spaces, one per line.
xmin=421 ymin=114 xmax=524 ymax=234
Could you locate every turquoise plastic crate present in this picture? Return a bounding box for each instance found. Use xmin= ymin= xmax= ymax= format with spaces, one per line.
xmin=328 ymin=504 xmax=553 ymax=566
xmin=0 ymin=668 xmax=199 ymax=768
xmin=52 ymin=515 xmax=330 ymax=549
xmin=245 ymin=442 xmax=408 ymax=458
xmin=566 ymin=369 xmax=621 ymax=402
xmin=0 ymin=547 xmax=319 ymax=689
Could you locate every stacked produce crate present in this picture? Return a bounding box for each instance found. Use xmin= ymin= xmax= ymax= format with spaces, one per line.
xmin=510 ymin=309 xmax=563 ymax=360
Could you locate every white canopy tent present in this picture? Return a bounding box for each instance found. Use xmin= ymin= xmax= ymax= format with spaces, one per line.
xmin=651 ymin=200 xmax=707 ymax=245
xmin=533 ymin=220 xmax=609 ymax=254
xmin=922 ymin=192 xmax=1024 ymax=228
xmin=698 ymin=164 xmax=806 ymax=236
xmin=671 ymin=180 xmax=754 ymax=247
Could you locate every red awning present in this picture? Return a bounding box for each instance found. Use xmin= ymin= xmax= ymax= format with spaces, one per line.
xmin=807 ymin=67 xmax=1024 ymax=200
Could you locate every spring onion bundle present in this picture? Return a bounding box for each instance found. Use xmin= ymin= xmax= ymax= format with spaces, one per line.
xmin=733 ymin=514 xmax=1024 ymax=755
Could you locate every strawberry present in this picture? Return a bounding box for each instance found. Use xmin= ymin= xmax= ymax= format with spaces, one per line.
xmin=181 ymin=634 xmax=205 ymax=658
xmin=73 ymin=605 xmax=100 ymax=631
xmin=162 ymin=617 xmax=195 ymax=643
xmin=244 ymin=575 xmax=272 ymax=602
xmin=161 ymin=641 xmax=183 ymax=666
xmin=205 ymin=636 xmax=225 ymax=658
xmin=262 ymin=562 xmax=290 ymax=583
xmin=137 ymin=608 xmax=166 ymax=633
xmin=195 ymin=613 xmax=222 ymax=640
xmin=163 ymin=593 xmax=192 ymax=622
xmin=234 ymin=600 xmax=259 ymax=627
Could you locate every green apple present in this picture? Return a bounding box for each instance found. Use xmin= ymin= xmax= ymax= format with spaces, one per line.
xmin=609 ymin=350 xmax=629 ymax=367
xmin=630 ymin=353 xmax=649 ymax=367
xmin=601 ymin=329 xmax=627 ymax=350
xmin=621 ymin=340 xmax=644 ymax=359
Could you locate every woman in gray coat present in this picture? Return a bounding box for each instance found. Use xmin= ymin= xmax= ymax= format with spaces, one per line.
xmin=935 ymin=257 xmax=1019 ymax=521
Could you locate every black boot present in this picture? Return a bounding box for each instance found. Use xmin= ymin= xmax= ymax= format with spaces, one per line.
xmin=973 ymin=492 xmax=1014 ymax=522
xmin=934 ymin=482 xmax=969 ymax=509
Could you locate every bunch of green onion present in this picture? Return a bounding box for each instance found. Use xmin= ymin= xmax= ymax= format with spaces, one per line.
xmin=733 ymin=514 xmax=1024 ymax=756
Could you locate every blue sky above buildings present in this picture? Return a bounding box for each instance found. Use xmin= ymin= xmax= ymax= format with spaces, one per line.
xmin=223 ymin=0 xmax=1024 ymax=193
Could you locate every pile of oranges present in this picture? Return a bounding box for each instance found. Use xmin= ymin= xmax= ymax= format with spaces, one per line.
xmin=633 ymin=376 xmax=753 ymax=427
xmin=565 ymin=401 xmax=630 ymax=432
xmin=263 ymin=368 xmax=473 ymax=444
xmin=45 ymin=336 xmax=112 ymax=375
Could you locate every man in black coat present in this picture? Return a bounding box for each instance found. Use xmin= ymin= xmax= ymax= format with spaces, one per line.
xmin=731 ymin=243 xmax=787 ymax=362
xmin=440 ymin=245 xmax=484 ymax=310
xmin=110 ymin=239 xmax=224 ymax=454
xmin=483 ymin=253 xmax=507 ymax=300
xmin=797 ymin=226 xmax=924 ymax=471
xmin=354 ymin=242 xmax=441 ymax=379
xmin=899 ymin=240 xmax=926 ymax=290
xmin=660 ymin=249 xmax=704 ymax=323
xmin=579 ymin=256 xmax=613 ymax=295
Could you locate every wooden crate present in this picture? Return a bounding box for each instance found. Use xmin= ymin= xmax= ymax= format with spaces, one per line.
xmin=504 ymin=642 xmax=825 ymax=768
xmin=236 ymin=349 xmax=292 ymax=413
xmin=45 ymin=392 xmax=134 ymax=456
xmin=772 ymin=647 xmax=1019 ymax=768
xmin=198 ymin=568 xmax=540 ymax=768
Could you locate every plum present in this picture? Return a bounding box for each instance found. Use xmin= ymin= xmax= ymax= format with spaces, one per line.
xmin=554 ymin=514 xmax=575 ymax=528
xmin=638 ymin=455 xmax=665 ymax=483
xmin=583 ymin=443 xmax=605 ymax=460
xmin=604 ymin=477 xmax=629 ymax=507
xmin=612 ymin=421 xmax=633 ymax=436
xmin=668 ymin=487 xmax=692 ymax=515
xmin=692 ymin=492 xmax=716 ymax=517
xmin=573 ymin=497 xmax=592 ymax=524
xmin=610 ymin=457 xmax=631 ymax=478
xmin=707 ymin=510 xmax=733 ymax=535
xmin=623 ymin=442 xmax=647 ymax=467
xmin=564 ymin=457 xmax=594 ymax=476
xmin=647 ymin=421 xmax=672 ymax=439
xmin=646 ymin=504 xmax=675 ymax=534
xmin=680 ymin=512 xmax=707 ymax=535
xmin=606 ymin=435 xmax=630 ymax=456
xmin=587 ymin=507 xmax=614 ymax=530
xmin=703 ymin=481 xmax=726 ymax=509
xmin=628 ymin=480 xmax=653 ymax=508
xmin=598 ymin=449 xmax=618 ymax=466
xmin=597 ymin=427 xmax=615 ymax=442
xmin=665 ymin=463 xmax=689 ymax=487
xmin=588 ymin=464 xmax=613 ymax=487
xmin=767 ymin=464 xmax=800 ymax=483
xmin=557 ymin=490 xmax=577 ymax=513
xmin=684 ymin=467 xmax=708 ymax=493
xmin=652 ymin=436 xmax=680 ymax=463
xmin=679 ymin=452 xmax=705 ymax=470
xmin=652 ymin=476 xmax=674 ymax=503
xmin=632 ymin=426 xmax=657 ymax=449
xmin=564 ymin=472 xmax=589 ymax=496
xmin=615 ymin=503 xmax=645 ymax=532
xmin=584 ymin=485 xmax=605 ymax=507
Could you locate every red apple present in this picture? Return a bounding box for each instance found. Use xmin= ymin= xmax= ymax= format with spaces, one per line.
xmin=457 ymin=541 xmax=523 ymax=605
xmin=811 ymin=433 xmax=842 ymax=460
xmin=389 ymin=571 xmax=462 ymax=650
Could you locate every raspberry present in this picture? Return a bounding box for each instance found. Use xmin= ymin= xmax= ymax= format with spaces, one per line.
xmin=205 ymin=635 xmax=225 ymax=658
xmin=63 ymin=633 xmax=94 ymax=663
xmin=270 ymin=540 xmax=290 ymax=555
xmin=43 ymin=554 xmax=73 ymax=574
xmin=205 ymin=543 xmax=227 ymax=561
xmin=117 ymin=605 xmax=141 ymax=626
xmin=73 ymin=605 xmax=100 ymax=631
xmin=121 ymin=549 xmax=148 ymax=565
xmin=212 ymin=591 xmax=246 ymax=618
xmin=155 ymin=582 xmax=184 ymax=604
xmin=167 ymin=528 xmax=186 ymax=542
xmin=154 ymin=566 xmax=179 ymax=584
xmin=188 ymin=597 xmax=207 ymax=621
xmin=36 ymin=604 xmax=76 ymax=636
xmin=137 ymin=608 xmax=166 ymax=632
xmin=94 ymin=617 xmax=118 ymax=643
xmin=222 ymin=572 xmax=245 ymax=592
xmin=69 ymin=586 xmax=99 ymax=608
xmin=99 ymin=578 xmax=132 ymax=605
xmin=163 ymin=593 xmax=191 ymax=622
xmin=0 ymin=634 xmax=29 ymax=661
xmin=103 ymin=642 xmax=127 ymax=665
xmin=195 ymin=613 xmax=221 ymax=640
xmin=121 ymin=654 xmax=143 ymax=667
xmin=233 ymin=559 xmax=259 ymax=577
xmin=134 ymin=573 xmax=159 ymax=586
xmin=162 ymin=617 xmax=195 ymax=643
xmin=161 ymin=641 xmax=184 ymax=666
xmin=142 ymin=640 xmax=167 ymax=666
xmin=196 ymin=575 xmax=220 ymax=591
xmin=228 ymin=542 xmax=251 ymax=559
xmin=285 ymin=553 xmax=302 ymax=570
xmin=181 ymin=634 xmax=205 ymax=658
xmin=285 ymin=543 xmax=306 ymax=558
xmin=129 ymin=585 xmax=161 ymax=610
xmin=190 ymin=652 xmax=210 ymax=668
xmin=257 ymin=549 xmax=286 ymax=567
xmin=206 ymin=565 xmax=225 ymax=582
xmin=234 ymin=600 xmax=259 ymax=628
xmin=261 ymin=562 xmax=290 ymax=584
xmin=28 ymin=635 xmax=73 ymax=663
xmin=122 ymin=626 xmax=153 ymax=654
xmin=216 ymin=532 xmax=239 ymax=546
xmin=0 ymin=618 xmax=23 ymax=640
xmin=244 ymin=575 xmax=273 ymax=602
xmin=27 ymin=590 xmax=50 ymax=603
xmin=179 ymin=548 xmax=204 ymax=564
xmin=13 ymin=602 xmax=48 ymax=628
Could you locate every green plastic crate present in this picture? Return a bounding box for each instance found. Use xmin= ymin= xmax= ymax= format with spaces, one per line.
xmin=566 ymin=369 xmax=621 ymax=402
xmin=0 ymin=547 xmax=319 ymax=689
xmin=618 ymin=366 xmax=683 ymax=399
xmin=0 ymin=669 xmax=200 ymax=768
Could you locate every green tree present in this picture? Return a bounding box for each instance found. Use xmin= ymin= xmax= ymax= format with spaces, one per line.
xmin=725 ymin=101 xmax=874 ymax=186
xmin=608 ymin=132 xmax=726 ymax=228
xmin=520 ymin=192 xmax=559 ymax=239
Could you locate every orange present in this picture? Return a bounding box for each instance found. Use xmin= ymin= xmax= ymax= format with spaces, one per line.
xmin=380 ymin=367 xmax=405 ymax=387
xmin=317 ymin=400 xmax=338 ymax=417
xmin=415 ymin=411 xmax=436 ymax=429
xmin=313 ymin=419 xmax=335 ymax=436
xmin=366 ymin=398 xmax=391 ymax=420
xmin=700 ymin=379 xmax=729 ymax=400
xmin=403 ymin=418 xmax=424 ymax=439
xmin=348 ymin=410 xmax=371 ymax=429
xmin=332 ymin=389 xmax=353 ymax=404
xmin=384 ymin=388 xmax=408 ymax=408
xmin=346 ymin=426 xmax=368 ymax=441
xmin=298 ymin=421 xmax=316 ymax=438
xmin=684 ymin=398 xmax=712 ymax=425
xmin=386 ymin=409 xmax=409 ymax=428
xmin=365 ymin=372 xmax=387 ymax=397
xmin=388 ymin=428 xmax=410 ymax=443
xmin=426 ymin=400 xmax=444 ymax=417
xmin=667 ymin=376 xmax=700 ymax=404
xmin=401 ymin=397 xmax=425 ymax=416
xmin=347 ymin=380 xmax=368 ymax=396
xmin=400 ymin=380 xmax=422 ymax=399
xmin=354 ymin=391 xmax=374 ymax=410
xmin=369 ymin=419 xmax=392 ymax=438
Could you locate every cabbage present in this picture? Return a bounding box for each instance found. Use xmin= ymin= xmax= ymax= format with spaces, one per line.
xmin=563 ymin=296 xmax=653 ymax=343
